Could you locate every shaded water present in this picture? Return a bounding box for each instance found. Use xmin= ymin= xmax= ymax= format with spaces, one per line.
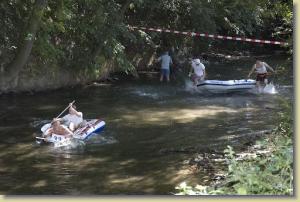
xmin=0 ymin=56 xmax=293 ymax=194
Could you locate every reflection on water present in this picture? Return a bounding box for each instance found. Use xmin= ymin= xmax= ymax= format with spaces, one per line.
xmin=0 ymin=56 xmax=293 ymax=194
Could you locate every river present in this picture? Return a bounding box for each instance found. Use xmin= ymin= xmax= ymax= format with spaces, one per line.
xmin=0 ymin=55 xmax=293 ymax=194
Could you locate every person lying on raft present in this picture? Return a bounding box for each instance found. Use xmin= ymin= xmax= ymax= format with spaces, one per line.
xmin=57 ymin=103 xmax=83 ymax=131
xmin=247 ymin=59 xmax=275 ymax=88
xmin=44 ymin=119 xmax=73 ymax=139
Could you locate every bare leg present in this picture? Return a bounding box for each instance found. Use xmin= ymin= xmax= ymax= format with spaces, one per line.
xmin=256 ymin=81 xmax=262 ymax=93
xmin=160 ymin=74 xmax=163 ymax=82
xmin=69 ymin=122 xmax=75 ymax=131
xmin=166 ymin=75 xmax=170 ymax=82
xmin=194 ymin=77 xmax=202 ymax=85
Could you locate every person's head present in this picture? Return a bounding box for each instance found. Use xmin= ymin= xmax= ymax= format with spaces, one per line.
xmin=194 ymin=59 xmax=201 ymax=65
xmin=69 ymin=104 xmax=77 ymax=114
xmin=255 ymin=59 xmax=262 ymax=66
xmin=164 ymin=51 xmax=169 ymax=55
xmin=51 ymin=119 xmax=60 ymax=128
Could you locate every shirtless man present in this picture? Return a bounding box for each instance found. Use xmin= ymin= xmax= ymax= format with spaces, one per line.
xmin=43 ymin=119 xmax=73 ymax=140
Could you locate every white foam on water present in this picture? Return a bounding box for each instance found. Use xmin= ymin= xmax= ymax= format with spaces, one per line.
xmin=251 ymin=83 xmax=278 ymax=95
xmin=135 ymin=91 xmax=160 ymax=99
xmin=263 ymin=83 xmax=278 ymax=94
xmin=184 ymin=79 xmax=202 ymax=93
xmin=130 ymin=87 xmax=161 ymax=99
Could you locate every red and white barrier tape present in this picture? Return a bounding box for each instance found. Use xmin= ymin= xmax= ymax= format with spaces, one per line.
xmin=129 ymin=26 xmax=289 ymax=46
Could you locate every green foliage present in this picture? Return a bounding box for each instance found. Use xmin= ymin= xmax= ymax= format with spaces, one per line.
xmin=125 ymin=0 xmax=292 ymax=57
xmin=0 ymin=0 xmax=293 ymax=79
xmin=0 ymin=1 xmax=34 ymax=64
xmin=220 ymin=138 xmax=293 ymax=195
xmin=175 ymin=182 xmax=210 ymax=195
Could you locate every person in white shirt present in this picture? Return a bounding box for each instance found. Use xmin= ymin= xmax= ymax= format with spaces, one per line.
xmin=248 ymin=59 xmax=275 ymax=87
xmin=189 ymin=58 xmax=206 ymax=85
xmin=59 ymin=103 xmax=83 ymax=131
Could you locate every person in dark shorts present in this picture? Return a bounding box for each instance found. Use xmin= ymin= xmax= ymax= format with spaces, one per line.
xmin=248 ymin=59 xmax=275 ymax=87
xmin=157 ymin=51 xmax=173 ymax=82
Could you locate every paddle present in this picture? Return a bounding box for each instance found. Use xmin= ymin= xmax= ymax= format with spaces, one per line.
xmin=36 ymin=137 xmax=46 ymax=140
xmin=55 ymin=100 xmax=75 ymax=119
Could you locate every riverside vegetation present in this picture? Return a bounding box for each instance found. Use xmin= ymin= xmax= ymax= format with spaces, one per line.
xmin=175 ymin=99 xmax=293 ymax=195
xmin=0 ymin=0 xmax=292 ymax=93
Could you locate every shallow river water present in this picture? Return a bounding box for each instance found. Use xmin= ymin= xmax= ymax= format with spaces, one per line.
xmin=0 ymin=56 xmax=293 ymax=194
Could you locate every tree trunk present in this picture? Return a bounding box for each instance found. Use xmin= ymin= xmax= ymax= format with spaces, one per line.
xmin=0 ymin=0 xmax=47 ymax=91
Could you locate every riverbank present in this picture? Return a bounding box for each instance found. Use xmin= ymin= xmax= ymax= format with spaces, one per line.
xmin=0 ymin=68 xmax=101 ymax=95
xmin=175 ymin=100 xmax=293 ymax=195
xmin=0 ymin=51 xmax=290 ymax=95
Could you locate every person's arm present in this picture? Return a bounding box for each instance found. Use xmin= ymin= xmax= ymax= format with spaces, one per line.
xmin=247 ymin=64 xmax=256 ymax=78
xmin=66 ymin=127 xmax=73 ymax=135
xmin=264 ymin=62 xmax=275 ymax=72
xmin=56 ymin=116 xmax=67 ymax=124
xmin=203 ymin=66 xmax=206 ymax=79
xmin=56 ymin=117 xmax=64 ymax=122
xmin=69 ymin=106 xmax=83 ymax=117
xmin=189 ymin=64 xmax=194 ymax=77
xmin=45 ymin=128 xmax=53 ymax=137
xmin=61 ymin=125 xmax=73 ymax=136
xmin=157 ymin=56 xmax=162 ymax=62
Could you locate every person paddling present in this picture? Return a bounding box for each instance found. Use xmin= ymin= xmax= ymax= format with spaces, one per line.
xmin=57 ymin=102 xmax=83 ymax=131
xmin=44 ymin=119 xmax=73 ymax=140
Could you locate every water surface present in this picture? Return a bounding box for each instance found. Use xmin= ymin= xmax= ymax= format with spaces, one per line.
xmin=0 ymin=56 xmax=293 ymax=194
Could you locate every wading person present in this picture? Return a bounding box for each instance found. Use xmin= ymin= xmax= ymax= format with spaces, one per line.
xmin=157 ymin=51 xmax=173 ymax=82
xmin=247 ymin=59 xmax=275 ymax=89
xmin=189 ymin=58 xmax=206 ymax=85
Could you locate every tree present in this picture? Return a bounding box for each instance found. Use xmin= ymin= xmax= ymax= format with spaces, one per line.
xmin=0 ymin=0 xmax=47 ymax=90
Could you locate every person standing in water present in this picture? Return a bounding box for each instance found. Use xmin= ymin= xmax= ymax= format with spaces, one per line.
xmin=157 ymin=51 xmax=173 ymax=82
xmin=247 ymin=59 xmax=275 ymax=88
xmin=189 ymin=58 xmax=206 ymax=85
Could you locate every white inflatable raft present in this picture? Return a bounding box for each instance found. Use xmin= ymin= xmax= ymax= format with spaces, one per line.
xmin=196 ymin=79 xmax=256 ymax=92
xmin=38 ymin=119 xmax=105 ymax=147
